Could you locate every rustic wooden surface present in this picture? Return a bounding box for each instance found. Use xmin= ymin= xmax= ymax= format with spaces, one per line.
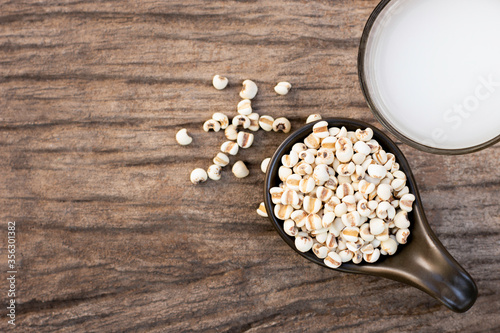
xmin=1 ymin=0 xmax=499 ymax=331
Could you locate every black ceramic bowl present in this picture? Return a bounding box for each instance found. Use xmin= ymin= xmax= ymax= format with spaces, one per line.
xmin=264 ymin=118 xmax=477 ymax=312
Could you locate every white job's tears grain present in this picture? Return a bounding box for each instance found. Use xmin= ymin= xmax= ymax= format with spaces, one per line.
xmin=274 ymin=82 xmax=292 ymax=95
xmin=232 ymin=161 xmax=249 ymax=178
xmin=212 ymin=75 xmax=228 ymax=90
xmin=240 ymin=79 xmax=258 ymax=99
xmin=190 ymin=168 xmax=208 ymax=184
xmin=176 ymin=129 xmax=192 ymax=146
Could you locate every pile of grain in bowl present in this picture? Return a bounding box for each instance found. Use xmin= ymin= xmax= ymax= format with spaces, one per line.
xmin=269 ymin=121 xmax=416 ymax=268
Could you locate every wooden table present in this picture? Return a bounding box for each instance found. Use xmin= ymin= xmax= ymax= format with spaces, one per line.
xmin=1 ymin=1 xmax=499 ymax=331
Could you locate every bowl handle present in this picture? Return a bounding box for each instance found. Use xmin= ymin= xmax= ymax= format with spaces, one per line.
xmin=384 ymin=208 xmax=478 ymax=312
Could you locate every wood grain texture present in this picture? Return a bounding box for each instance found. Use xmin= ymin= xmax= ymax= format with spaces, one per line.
xmin=0 ymin=0 xmax=499 ymax=331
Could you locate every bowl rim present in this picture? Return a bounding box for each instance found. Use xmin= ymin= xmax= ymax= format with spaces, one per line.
xmin=357 ymin=0 xmax=500 ymax=155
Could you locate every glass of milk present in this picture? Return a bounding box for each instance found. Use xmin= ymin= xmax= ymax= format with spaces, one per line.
xmin=359 ymin=0 xmax=500 ymax=154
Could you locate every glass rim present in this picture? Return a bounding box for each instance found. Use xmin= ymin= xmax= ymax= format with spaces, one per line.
xmin=357 ymin=0 xmax=500 ymax=155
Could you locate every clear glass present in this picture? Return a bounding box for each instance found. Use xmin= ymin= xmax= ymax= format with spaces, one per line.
xmin=358 ymin=0 xmax=500 ymax=154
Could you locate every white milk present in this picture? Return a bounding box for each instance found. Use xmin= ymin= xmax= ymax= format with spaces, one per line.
xmin=363 ymin=0 xmax=500 ymax=149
